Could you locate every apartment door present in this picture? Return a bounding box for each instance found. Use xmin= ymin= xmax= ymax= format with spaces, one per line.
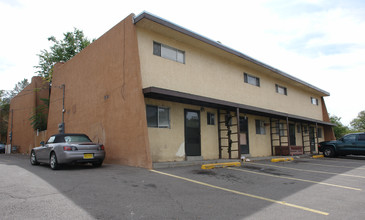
xmin=309 ymin=127 xmax=316 ymax=152
xmin=239 ymin=117 xmax=249 ymax=154
xmin=289 ymin=124 xmax=296 ymax=146
xmin=184 ymin=110 xmax=201 ymax=156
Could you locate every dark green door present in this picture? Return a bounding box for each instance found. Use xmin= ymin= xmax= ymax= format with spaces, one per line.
xmin=239 ymin=117 xmax=249 ymax=154
xmin=289 ymin=124 xmax=296 ymax=146
xmin=309 ymin=127 xmax=316 ymax=152
xmin=185 ymin=110 xmax=201 ymax=156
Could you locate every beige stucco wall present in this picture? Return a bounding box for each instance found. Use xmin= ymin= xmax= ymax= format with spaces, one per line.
xmin=244 ymin=114 xmax=272 ymax=157
xmin=145 ymin=97 xmax=326 ymax=161
xmin=136 ymin=24 xmax=324 ymax=122
xmin=145 ymin=98 xmax=219 ymax=162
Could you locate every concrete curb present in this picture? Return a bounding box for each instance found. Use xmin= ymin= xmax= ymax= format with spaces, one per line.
xmin=271 ymin=157 xmax=294 ymax=162
xmin=312 ymin=155 xmax=324 ymax=159
xmin=201 ymin=162 xmax=241 ymax=169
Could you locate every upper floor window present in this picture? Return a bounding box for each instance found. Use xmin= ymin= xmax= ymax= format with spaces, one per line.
xmin=276 ymin=84 xmax=287 ymax=95
xmin=146 ymin=105 xmax=170 ymax=128
xmin=153 ymin=41 xmax=185 ymax=64
xmin=244 ymin=73 xmax=260 ymax=87
xmin=311 ymin=97 xmax=319 ymax=105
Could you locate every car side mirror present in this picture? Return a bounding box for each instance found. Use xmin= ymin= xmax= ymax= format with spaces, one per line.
xmin=40 ymin=141 xmax=45 ymax=146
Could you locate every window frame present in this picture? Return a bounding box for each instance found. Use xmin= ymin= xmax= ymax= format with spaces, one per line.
xmin=358 ymin=134 xmax=365 ymax=141
xmin=317 ymin=127 xmax=323 ymax=138
xmin=255 ymin=119 xmax=266 ymax=135
xmin=311 ymin=97 xmax=319 ymax=105
xmin=297 ymin=124 xmax=301 ymax=133
xmin=207 ymin=112 xmax=215 ymax=125
xmin=47 ymin=136 xmax=55 ymax=144
xmin=343 ymin=134 xmax=356 ymax=142
xmin=276 ymin=84 xmax=287 ymax=95
xmin=244 ymin=73 xmax=260 ymax=87
xmin=303 ymin=126 xmax=308 ymax=134
xmin=146 ymin=105 xmax=170 ymax=128
xmin=153 ymin=41 xmax=185 ymax=64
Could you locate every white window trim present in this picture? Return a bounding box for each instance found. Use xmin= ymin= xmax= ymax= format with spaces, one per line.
xmin=256 ymin=119 xmax=266 ymax=135
xmin=153 ymin=41 xmax=185 ymax=64
xmin=311 ymin=97 xmax=319 ymax=105
xmin=276 ymin=84 xmax=287 ymax=95
xmin=146 ymin=105 xmax=170 ymax=128
xmin=244 ymin=73 xmax=260 ymax=87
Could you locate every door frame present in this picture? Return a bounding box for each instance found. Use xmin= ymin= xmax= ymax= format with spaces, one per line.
xmin=239 ymin=116 xmax=249 ymax=154
xmin=289 ymin=123 xmax=296 ymax=146
xmin=184 ymin=109 xmax=201 ymax=157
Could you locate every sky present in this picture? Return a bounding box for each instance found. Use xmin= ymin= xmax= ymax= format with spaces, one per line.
xmin=0 ymin=0 xmax=364 ymax=126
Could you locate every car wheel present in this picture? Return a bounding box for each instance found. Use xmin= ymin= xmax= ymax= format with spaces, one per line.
xmin=92 ymin=161 xmax=103 ymax=167
xmin=30 ymin=151 xmax=40 ymax=165
xmin=323 ymin=147 xmax=335 ymax=157
xmin=50 ymin=152 xmax=60 ymax=170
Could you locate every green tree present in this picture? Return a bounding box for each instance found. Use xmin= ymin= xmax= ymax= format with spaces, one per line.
xmin=0 ymin=90 xmax=10 ymax=143
xmin=35 ymin=28 xmax=93 ymax=81
xmin=5 ymin=79 xmax=29 ymax=101
xmin=350 ymin=110 xmax=365 ymax=132
xmin=330 ymin=114 xmax=350 ymax=139
xmin=29 ymin=98 xmax=49 ymax=131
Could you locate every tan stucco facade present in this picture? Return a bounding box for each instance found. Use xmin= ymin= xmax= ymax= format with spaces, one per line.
xmin=47 ymin=14 xmax=152 ymax=168
xmin=133 ymin=16 xmax=333 ymax=161
xmin=7 ymin=76 xmax=49 ymax=154
xmin=7 ymin=12 xmax=334 ymax=166
xmin=145 ymin=98 xmax=219 ymax=162
xmin=145 ymin=96 xmax=326 ymax=160
xmin=136 ymin=22 xmax=325 ymax=122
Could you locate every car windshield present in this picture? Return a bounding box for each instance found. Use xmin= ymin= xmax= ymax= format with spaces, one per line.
xmin=63 ymin=135 xmax=91 ymax=143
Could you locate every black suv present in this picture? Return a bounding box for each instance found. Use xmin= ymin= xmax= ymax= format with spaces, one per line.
xmin=318 ymin=132 xmax=365 ymax=157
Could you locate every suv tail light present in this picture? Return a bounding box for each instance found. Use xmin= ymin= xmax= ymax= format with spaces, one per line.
xmin=98 ymin=145 xmax=105 ymax=151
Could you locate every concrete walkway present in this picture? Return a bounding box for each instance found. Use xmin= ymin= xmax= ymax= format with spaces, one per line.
xmin=152 ymin=154 xmax=315 ymax=169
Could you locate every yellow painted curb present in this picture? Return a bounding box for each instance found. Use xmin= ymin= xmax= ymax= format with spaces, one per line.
xmin=271 ymin=157 xmax=294 ymax=162
xmin=201 ymin=162 xmax=241 ymax=169
xmin=312 ymin=155 xmax=324 ymax=159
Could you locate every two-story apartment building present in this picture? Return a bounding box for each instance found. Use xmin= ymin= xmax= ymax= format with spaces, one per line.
xmin=135 ymin=12 xmax=334 ymax=164
xmin=10 ymin=12 xmax=333 ymax=169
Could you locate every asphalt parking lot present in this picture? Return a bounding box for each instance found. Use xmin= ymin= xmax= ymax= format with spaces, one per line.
xmin=1 ymin=154 xmax=365 ymax=219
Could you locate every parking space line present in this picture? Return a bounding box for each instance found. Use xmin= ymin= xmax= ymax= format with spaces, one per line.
xmin=317 ymin=158 xmax=365 ymax=165
xmin=251 ymin=162 xmax=365 ymax=179
xmin=297 ymin=161 xmax=365 ymax=170
xmin=227 ymin=167 xmax=361 ymax=191
xmin=151 ymin=169 xmax=329 ymax=216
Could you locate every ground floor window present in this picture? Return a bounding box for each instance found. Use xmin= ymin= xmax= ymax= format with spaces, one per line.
xmin=146 ymin=105 xmax=170 ymax=128
xmin=317 ymin=127 xmax=323 ymax=138
xmin=207 ymin=112 xmax=215 ymax=125
xmin=275 ymin=123 xmax=285 ymax=136
xmin=297 ymin=124 xmax=301 ymax=133
xmin=255 ymin=120 xmax=266 ymax=135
